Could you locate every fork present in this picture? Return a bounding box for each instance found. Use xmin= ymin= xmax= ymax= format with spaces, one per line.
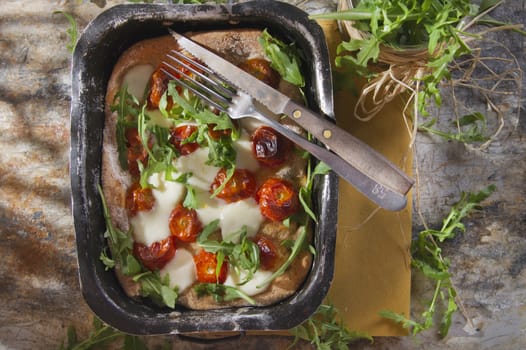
xmin=161 ymin=50 xmax=409 ymax=211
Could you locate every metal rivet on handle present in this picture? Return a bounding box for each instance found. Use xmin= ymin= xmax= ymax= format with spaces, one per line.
xmin=323 ymin=129 xmax=332 ymax=139
xmin=292 ymin=110 xmax=302 ymax=119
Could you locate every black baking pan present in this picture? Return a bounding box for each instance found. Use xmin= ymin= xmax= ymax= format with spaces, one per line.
xmin=70 ymin=0 xmax=338 ymax=335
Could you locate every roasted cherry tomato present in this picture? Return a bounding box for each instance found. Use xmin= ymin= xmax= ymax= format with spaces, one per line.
xmin=256 ymin=177 xmax=299 ymax=221
xmin=169 ymin=204 xmax=203 ymax=243
xmin=148 ymin=58 xmax=202 ymax=110
xmin=133 ymin=235 xmax=176 ymax=271
xmin=238 ymin=58 xmax=280 ymax=88
xmin=126 ymin=182 xmax=155 ymax=216
xmin=251 ymin=126 xmax=292 ymax=168
xmin=125 ymin=128 xmax=149 ymax=178
xmin=169 ymin=124 xmax=199 ymax=156
xmin=194 ymin=250 xmax=228 ymax=284
xmin=210 ymin=168 xmax=257 ymax=203
xmin=147 ymin=66 xmax=174 ymax=110
xmin=254 ymin=234 xmax=279 ymax=270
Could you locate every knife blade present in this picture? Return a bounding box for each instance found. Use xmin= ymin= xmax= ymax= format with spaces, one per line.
xmin=170 ymin=30 xmax=414 ymax=197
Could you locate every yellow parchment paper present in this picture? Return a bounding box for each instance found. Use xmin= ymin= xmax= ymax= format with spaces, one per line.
xmin=320 ymin=20 xmax=413 ymax=336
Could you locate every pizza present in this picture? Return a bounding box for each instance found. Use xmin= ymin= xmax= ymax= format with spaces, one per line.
xmin=101 ymin=29 xmax=314 ymax=309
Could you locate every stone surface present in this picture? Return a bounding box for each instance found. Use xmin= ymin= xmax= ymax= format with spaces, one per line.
xmin=0 ymin=0 xmax=524 ymax=349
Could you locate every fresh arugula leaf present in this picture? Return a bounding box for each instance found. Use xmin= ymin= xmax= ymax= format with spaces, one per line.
xmin=132 ymin=271 xmax=178 ymax=308
xmin=290 ymin=303 xmax=372 ymax=350
xmin=418 ymin=111 xmax=490 ymax=144
xmin=111 ymin=86 xmax=141 ymax=170
xmin=299 ymin=161 xmax=331 ymax=222
xmin=381 ymin=184 xmax=496 ymax=337
xmin=98 ymin=185 xmax=135 ymax=269
xmin=166 ymin=82 xmax=238 ymax=178
xmin=53 ymin=11 xmax=78 ymax=53
xmin=194 ymin=283 xmax=256 ymax=305
xmin=257 ymin=226 xmax=308 ymax=287
xmin=259 ymin=29 xmax=305 ymax=88
xmin=197 ymin=219 xmax=221 ymax=244
xmin=198 ymin=227 xmax=260 ymax=284
xmin=59 ymin=317 xmax=148 ymax=350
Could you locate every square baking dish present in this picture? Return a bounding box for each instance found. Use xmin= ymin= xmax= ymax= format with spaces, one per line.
xmin=70 ymin=0 xmax=338 ymax=335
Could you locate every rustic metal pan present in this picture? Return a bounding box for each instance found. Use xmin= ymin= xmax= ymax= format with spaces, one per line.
xmin=70 ymin=0 xmax=337 ymax=335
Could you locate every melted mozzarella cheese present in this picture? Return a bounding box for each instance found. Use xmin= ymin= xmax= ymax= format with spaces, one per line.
xmin=224 ymin=269 xmax=273 ymax=296
xmin=147 ymin=109 xmax=174 ymax=129
xmin=175 ymin=148 xmax=221 ymax=191
xmin=130 ymin=172 xmax=185 ymax=246
xmin=160 ymin=248 xmax=196 ymax=293
xmin=196 ymin=196 xmax=264 ymax=244
xmin=234 ymin=131 xmax=260 ymax=172
xmin=122 ymin=64 xmax=154 ymax=102
xmin=220 ymin=198 xmax=263 ymax=243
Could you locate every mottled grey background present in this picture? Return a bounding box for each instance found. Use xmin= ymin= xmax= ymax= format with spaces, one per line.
xmin=0 ymin=0 xmax=524 ymax=349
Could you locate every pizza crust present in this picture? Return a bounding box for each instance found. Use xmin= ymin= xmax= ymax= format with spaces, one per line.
xmin=103 ymin=29 xmax=311 ymax=309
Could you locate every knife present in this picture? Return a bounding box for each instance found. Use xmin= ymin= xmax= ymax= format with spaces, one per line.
xmin=170 ymin=30 xmax=414 ymax=205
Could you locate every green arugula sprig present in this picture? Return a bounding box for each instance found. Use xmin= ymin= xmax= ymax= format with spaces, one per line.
xmin=54 ymin=11 xmax=78 ymax=53
xmin=290 ymin=303 xmax=372 ymax=350
xmin=111 ymin=86 xmax=142 ymax=170
xmin=381 ymin=184 xmax=496 ymax=337
xmin=418 ymin=112 xmax=490 ymax=143
xmin=194 ymin=283 xmax=256 ymax=305
xmin=197 ymin=220 xmax=260 ymax=284
xmin=59 ymin=317 xmax=148 ymax=350
xmin=259 ymin=29 xmax=305 ymax=88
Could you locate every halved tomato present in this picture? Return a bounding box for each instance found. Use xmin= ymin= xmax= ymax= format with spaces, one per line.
xmin=125 ymin=182 xmax=155 ymax=217
xmin=133 ymin=236 xmax=176 ymax=271
xmin=238 ymin=58 xmax=280 ymax=88
xmin=169 ymin=204 xmax=202 ymax=243
xmin=169 ymin=124 xmax=199 ymax=156
xmin=251 ymin=126 xmax=291 ymax=168
xmin=256 ymin=177 xmax=299 ymax=221
xmin=194 ymin=250 xmax=228 ymax=284
xmin=254 ymin=234 xmax=280 ymax=270
xmin=210 ymin=168 xmax=257 ymax=203
xmin=125 ymin=128 xmax=149 ymax=178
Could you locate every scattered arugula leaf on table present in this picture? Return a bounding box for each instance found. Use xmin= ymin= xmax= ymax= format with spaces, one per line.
xmin=418 ymin=112 xmax=490 ymax=143
xmin=59 ymin=317 xmax=147 ymax=350
xmin=290 ymin=303 xmax=372 ymax=350
xmin=381 ymin=184 xmax=496 ymax=337
xmin=53 ymin=11 xmax=78 ymax=53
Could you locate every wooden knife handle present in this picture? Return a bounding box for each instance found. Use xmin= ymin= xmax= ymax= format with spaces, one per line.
xmin=283 ymin=100 xmax=414 ymax=195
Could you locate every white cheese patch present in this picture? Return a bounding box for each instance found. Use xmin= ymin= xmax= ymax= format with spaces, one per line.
xmin=147 ymin=109 xmax=174 ymax=129
xmin=122 ymin=64 xmax=154 ymax=102
xmin=174 ymin=147 xmax=221 ymax=191
xmin=234 ymin=131 xmax=260 ymax=172
xmin=220 ymin=198 xmax=263 ymax=243
xmin=195 ymin=196 xmax=263 ymax=243
xmin=130 ymin=172 xmax=185 ymax=246
xmin=160 ymin=248 xmax=196 ymax=293
xmin=224 ymin=269 xmax=273 ymax=296
xmin=195 ymin=191 xmax=223 ymax=226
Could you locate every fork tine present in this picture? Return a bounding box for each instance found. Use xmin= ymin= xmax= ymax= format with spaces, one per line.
xmin=161 ymin=51 xmax=239 ymax=113
xmin=167 ymin=50 xmax=235 ymax=96
xmin=163 ymin=50 xmax=236 ymax=104
xmin=161 ymin=66 xmax=229 ymax=114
